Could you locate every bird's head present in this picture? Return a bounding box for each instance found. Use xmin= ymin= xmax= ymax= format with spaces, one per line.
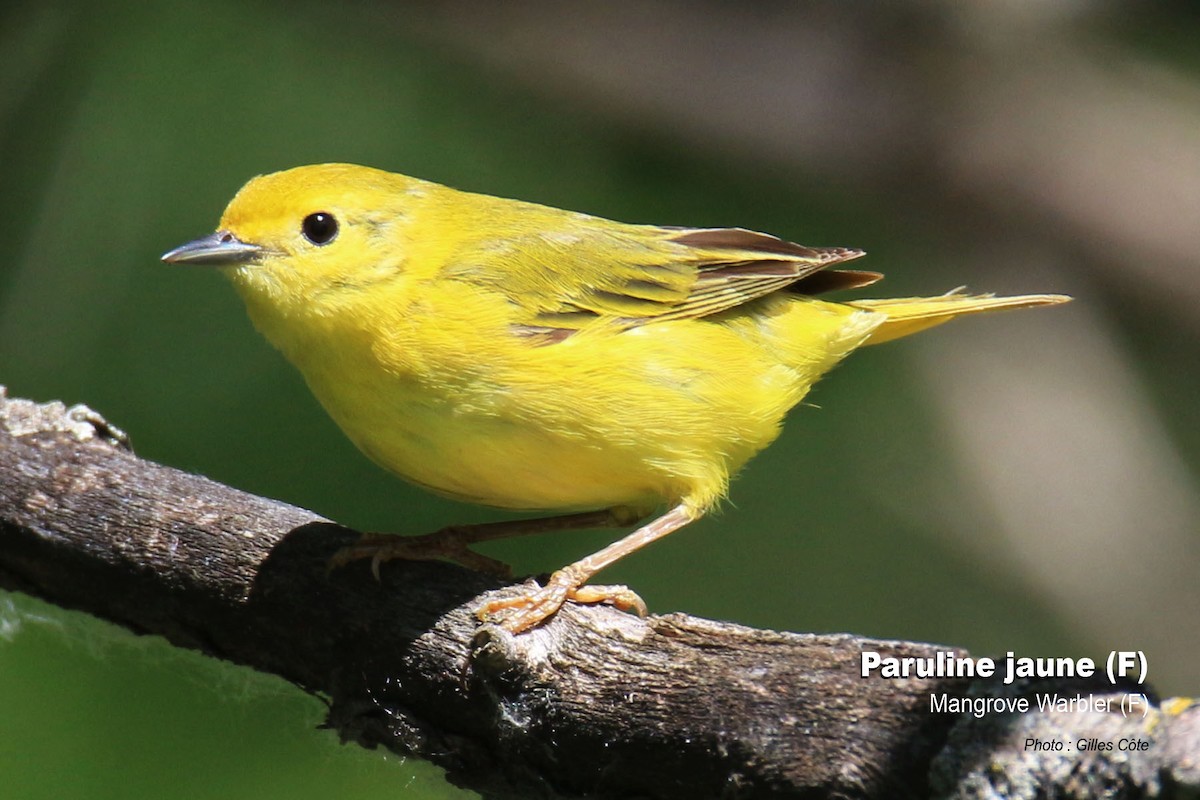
xmin=163 ymin=163 xmax=430 ymax=314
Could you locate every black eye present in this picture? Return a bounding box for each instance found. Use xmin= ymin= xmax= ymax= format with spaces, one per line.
xmin=302 ymin=212 xmax=338 ymax=245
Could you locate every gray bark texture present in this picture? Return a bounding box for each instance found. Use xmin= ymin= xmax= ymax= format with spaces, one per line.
xmin=1 ymin=389 xmax=1196 ymax=799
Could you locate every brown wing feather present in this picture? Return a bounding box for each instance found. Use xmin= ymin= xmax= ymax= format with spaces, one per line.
xmin=790 ymin=268 xmax=883 ymax=295
xmin=670 ymin=227 xmax=863 ymax=263
xmin=650 ymin=228 xmax=869 ymax=320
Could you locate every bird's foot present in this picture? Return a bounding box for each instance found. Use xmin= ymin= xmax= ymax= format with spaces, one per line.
xmin=329 ymin=528 xmax=513 ymax=579
xmin=478 ymin=566 xmax=648 ymax=633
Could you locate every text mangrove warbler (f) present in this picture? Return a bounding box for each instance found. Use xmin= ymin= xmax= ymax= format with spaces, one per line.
xmin=163 ymin=163 xmax=1069 ymax=633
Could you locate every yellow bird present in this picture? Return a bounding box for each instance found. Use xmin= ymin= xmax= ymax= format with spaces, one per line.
xmin=163 ymin=163 xmax=1068 ymax=633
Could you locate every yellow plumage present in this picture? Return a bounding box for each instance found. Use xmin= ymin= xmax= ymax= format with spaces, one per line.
xmin=163 ymin=163 xmax=1068 ymax=632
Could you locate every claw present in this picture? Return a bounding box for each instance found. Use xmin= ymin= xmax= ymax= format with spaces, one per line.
xmin=570 ymin=584 xmax=648 ymax=617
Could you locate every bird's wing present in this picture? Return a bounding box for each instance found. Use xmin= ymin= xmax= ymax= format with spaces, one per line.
xmin=450 ymin=222 xmax=879 ymax=337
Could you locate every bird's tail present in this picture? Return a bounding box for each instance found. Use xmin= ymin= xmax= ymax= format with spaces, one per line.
xmin=849 ymin=292 xmax=1071 ymax=346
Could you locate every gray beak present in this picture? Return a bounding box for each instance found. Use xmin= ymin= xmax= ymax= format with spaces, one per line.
xmin=162 ymin=231 xmax=264 ymax=265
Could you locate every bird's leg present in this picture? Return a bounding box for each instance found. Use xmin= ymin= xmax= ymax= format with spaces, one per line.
xmin=329 ymin=506 xmax=646 ymax=579
xmin=479 ymin=502 xmax=698 ymax=633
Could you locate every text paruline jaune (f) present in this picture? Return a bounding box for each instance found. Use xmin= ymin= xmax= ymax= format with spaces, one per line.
xmin=860 ymin=650 xmax=1148 ymax=685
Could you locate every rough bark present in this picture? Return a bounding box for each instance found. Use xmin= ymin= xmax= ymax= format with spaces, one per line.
xmin=1 ymin=389 xmax=1195 ymax=799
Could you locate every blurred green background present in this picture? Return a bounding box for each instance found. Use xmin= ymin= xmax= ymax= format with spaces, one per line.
xmin=2 ymin=2 xmax=1198 ymax=797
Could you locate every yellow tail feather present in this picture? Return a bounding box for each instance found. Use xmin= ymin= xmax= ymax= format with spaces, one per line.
xmin=850 ymin=292 xmax=1071 ymax=346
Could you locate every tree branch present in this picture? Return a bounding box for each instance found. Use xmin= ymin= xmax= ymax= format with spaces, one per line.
xmin=1 ymin=388 xmax=1195 ymax=799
